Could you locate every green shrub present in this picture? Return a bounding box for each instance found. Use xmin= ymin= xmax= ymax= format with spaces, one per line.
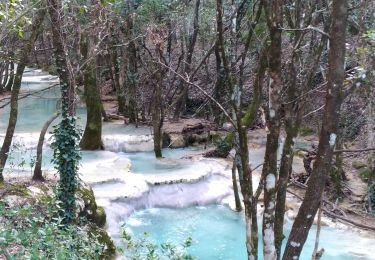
xmin=0 ymin=200 xmax=104 ymax=259
xmin=119 ymin=225 xmax=193 ymax=260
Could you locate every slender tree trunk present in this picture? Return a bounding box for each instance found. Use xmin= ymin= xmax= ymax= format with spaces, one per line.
xmin=262 ymin=0 xmax=283 ymax=258
xmin=213 ymin=44 xmax=225 ymax=124
xmin=236 ymin=132 xmax=258 ymax=260
xmin=312 ymin=202 xmax=323 ymax=260
xmin=283 ymin=1 xmax=347 ymax=258
xmin=125 ymin=6 xmax=138 ymax=124
xmin=1 ymin=61 xmax=10 ymax=90
xmin=5 ymin=61 xmax=15 ymax=91
xmin=0 ymin=8 xmax=46 ymax=183
xmin=0 ymin=63 xmax=5 ymax=92
xmin=109 ymin=25 xmax=125 ymax=114
xmin=367 ymin=66 xmax=375 ymax=213
xmin=153 ymin=69 xmax=163 ymax=158
xmin=33 ymin=111 xmax=59 ymax=181
xmin=274 ymin=100 xmax=301 ymax=259
xmin=332 ymin=132 xmax=344 ymax=197
xmin=232 ymin=161 xmax=242 ymax=211
xmin=0 ymin=64 xmax=26 ymax=182
xmin=274 ymin=38 xmax=301 ymax=260
xmin=173 ymin=0 xmax=200 ymax=120
xmin=216 ymin=1 xmax=265 ymax=258
xmin=79 ymin=33 xmax=103 ymax=150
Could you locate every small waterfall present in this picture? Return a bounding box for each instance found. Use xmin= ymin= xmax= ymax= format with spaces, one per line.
xmin=102 ymin=134 xmax=154 ymax=152
xmin=0 ymin=132 xmax=155 ymax=152
xmin=86 ymin=158 xmax=238 ymax=238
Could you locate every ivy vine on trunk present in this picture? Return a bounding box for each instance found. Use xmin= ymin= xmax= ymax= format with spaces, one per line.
xmin=47 ymin=0 xmax=81 ymax=224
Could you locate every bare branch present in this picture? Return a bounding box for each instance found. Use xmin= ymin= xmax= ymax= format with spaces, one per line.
xmin=281 ymin=25 xmax=330 ymax=39
xmin=157 ymin=61 xmax=236 ymax=127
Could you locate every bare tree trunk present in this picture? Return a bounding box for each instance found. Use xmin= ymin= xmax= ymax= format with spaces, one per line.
xmin=232 ymin=161 xmax=242 ymax=211
xmin=312 ymin=202 xmax=323 ymax=260
xmin=33 ymin=111 xmax=59 ymax=181
xmin=262 ymin=0 xmax=284 ymax=258
xmin=283 ymin=1 xmax=347 ymax=258
xmin=173 ymin=0 xmax=200 ymax=120
xmin=0 ymin=64 xmax=26 ymax=182
xmin=153 ymin=69 xmax=163 ymax=158
xmin=274 ymin=28 xmax=301 ymax=260
xmin=367 ymin=65 xmax=375 ymax=213
xmin=213 ymin=44 xmax=225 ymax=124
xmin=109 ymin=25 xmax=125 ymax=114
xmin=0 ymin=8 xmax=46 ymax=183
xmin=148 ymin=26 xmax=168 ymax=158
xmin=79 ymin=31 xmax=103 ymax=150
xmin=0 ymin=63 xmax=5 ymax=92
xmin=215 ymin=1 xmax=264 ymax=258
xmin=125 ymin=4 xmax=138 ymax=124
xmin=1 ymin=61 xmax=10 ymax=91
xmin=5 ymin=61 xmax=15 ymax=91
xmin=80 ymin=64 xmax=103 ymax=149
xmin=332 ymin=131 xmax=344 ymax=197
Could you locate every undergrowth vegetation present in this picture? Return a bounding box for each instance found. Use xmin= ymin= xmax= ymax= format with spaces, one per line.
xmin=0 ymin=199 xmax=104 ymax=259
xmin=119 ymin=225 xmax=194 ymax=260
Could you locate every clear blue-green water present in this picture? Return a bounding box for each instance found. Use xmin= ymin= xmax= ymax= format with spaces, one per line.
xmin=3 ymin=147 xmax=205 ymax=177
xmin=123 ymin=147 xmax=203 ymax=174
xmin=125 ymin=205 xmax=374 ymax=260
xmin=0 ymin=81 xmax=86 ymax=133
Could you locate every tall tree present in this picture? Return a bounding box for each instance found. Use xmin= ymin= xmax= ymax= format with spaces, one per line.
xmin=216 ymin=0 xmax=265 ymax=258
xmin=173 ymin=0 xmax=201 ymax=120
xmin=261 ymin=0 xmax=284 ymax=258
xmin=283 ymin=0 xmax=348 ymax=258
xmin=79 ymin=1 xmax=104 ymax=150
xmin=274 ymin=1 xmax=330 ymax=257
xmin=0 ymin=6 xmax=46 ymax=183
xmin=124 ymin=2 xmax=138 ymax=123
xmin=47 ymin=0 xmax=81 ymax=223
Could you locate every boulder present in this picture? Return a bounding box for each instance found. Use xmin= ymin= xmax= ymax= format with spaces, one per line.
xmin=94 ymin=206 xmax=106 ymax=228
xmin=77 ymin=183 xmax=107 ymax=228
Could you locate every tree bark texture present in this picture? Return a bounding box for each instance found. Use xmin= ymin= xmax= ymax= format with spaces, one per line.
xmin=283 ymin=1 xmax=347 ymax=258
xmin=33 ymin=111 xmax=59 ymax=181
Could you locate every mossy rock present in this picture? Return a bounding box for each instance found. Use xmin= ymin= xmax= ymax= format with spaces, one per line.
xmin=352 ymin=161 xmax=367 ymax=169
xmin=94 ymin=206 xmax=107 ymax=228
xmin=77 ymin=184 xmax=97 ymax=217
xmin=77 ymin=183 xmax=106 ymax=227
xmin=89 ymin=224 xmax=116 ymax=259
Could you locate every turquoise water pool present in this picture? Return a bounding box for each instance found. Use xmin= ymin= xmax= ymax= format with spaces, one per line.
xmin=125 ymin=205 xmax=374 ymax=260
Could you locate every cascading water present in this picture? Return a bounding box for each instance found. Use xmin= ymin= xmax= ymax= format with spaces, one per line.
xmin=2 ymin=69 xmax=375 ymax=260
